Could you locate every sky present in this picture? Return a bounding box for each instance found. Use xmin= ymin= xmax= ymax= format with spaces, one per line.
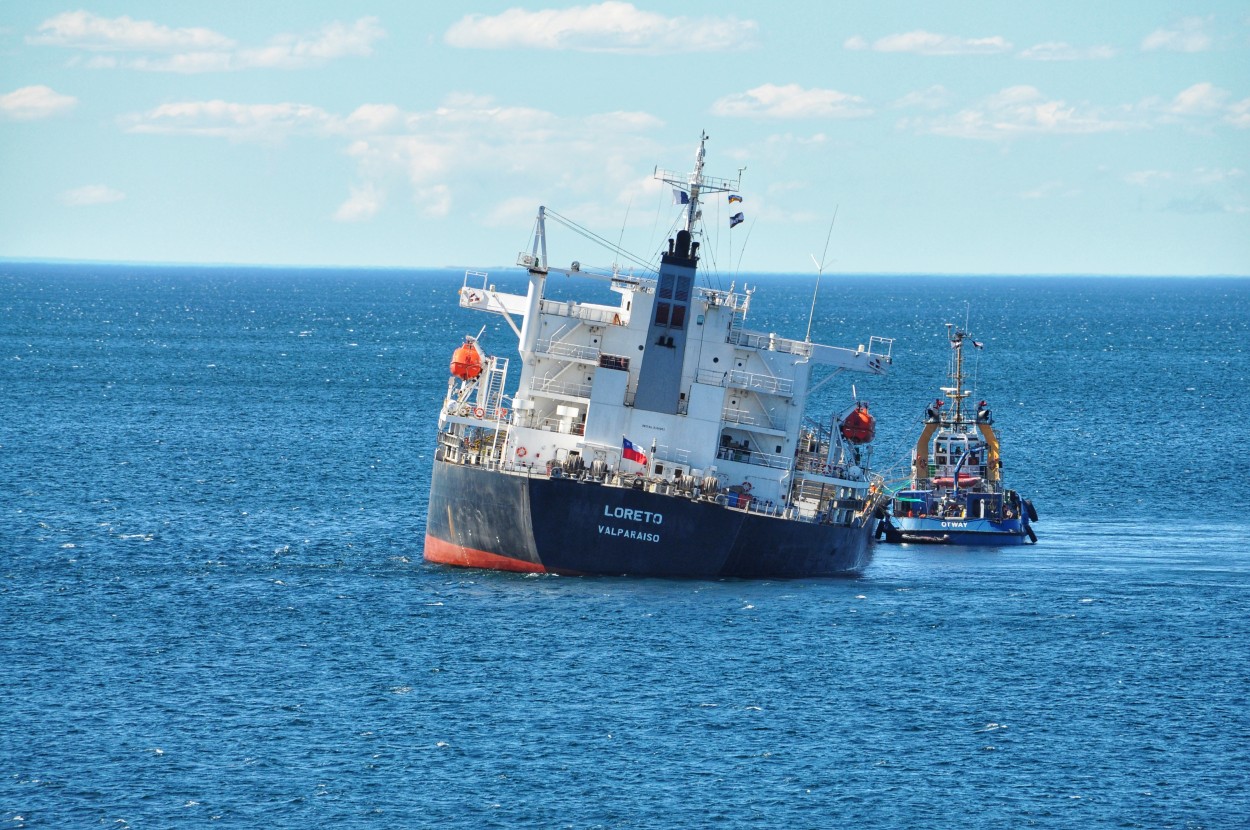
xmin=1 ymin=1 xmax=1248 ymax=275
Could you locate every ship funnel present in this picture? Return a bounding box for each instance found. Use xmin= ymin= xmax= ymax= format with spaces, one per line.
xmin=674 ymin=230 xmax=691 ymax=259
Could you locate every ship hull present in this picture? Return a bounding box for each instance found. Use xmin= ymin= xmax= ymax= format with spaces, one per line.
xmin=882 ymin=515 xmax=1031 ymax=546
xmin=424 ymin=459 xmax=873 ymax=578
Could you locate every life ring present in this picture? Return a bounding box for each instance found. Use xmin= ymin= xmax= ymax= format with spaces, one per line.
xmin=742 ymin=482 xmax=752 ymax=493
xmin=473 ymin=406 xmax=484 ymax=419
xmin=496 ymin=408 xmax=509 ymax=419
xmin=516 ymin=447 xmax=527 ymax=458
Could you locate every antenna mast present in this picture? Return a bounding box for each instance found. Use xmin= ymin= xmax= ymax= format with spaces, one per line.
xmin=805 ymin=207 xmax=838 ymax=343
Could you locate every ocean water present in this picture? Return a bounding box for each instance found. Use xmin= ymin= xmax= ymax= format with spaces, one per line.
xmin=2 ymin=262 xmax=1248 ymax=828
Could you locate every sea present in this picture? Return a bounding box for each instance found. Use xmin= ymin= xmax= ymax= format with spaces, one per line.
xmin=2 ymin=262 xmax=1247 ymax=829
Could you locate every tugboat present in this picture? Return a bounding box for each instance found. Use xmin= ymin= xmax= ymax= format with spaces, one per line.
xmin=424 ymin=134 xmax=895 ymax=577
xmin=877 ymin=324 xmax=1037 ymax=545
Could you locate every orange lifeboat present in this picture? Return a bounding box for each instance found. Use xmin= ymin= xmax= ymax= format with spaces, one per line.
xmin=839 ymin=402 xmax=876 ymax=444
xmin=450 ymin=339 xmax=482 ymax=380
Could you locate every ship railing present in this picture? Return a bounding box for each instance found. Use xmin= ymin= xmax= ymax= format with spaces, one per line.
xmin=438 ymin=452 xmax=868 ymax=525
xmin=715 ymin=446 xmax=790 ymax=470
xmin=694 ymin=286 xmax=747 ymax=312
xmin=721 ymin=406 xmax=784 ymax=431
xmin=795 ymin=457 xmax=859 ymax=479
xmin=652 ymin=445 xmax=693 ymax=468
xmin=696 ymin=367 xmax=793 ymax=395
xmin=539 ymin=298 xmax=624 ymax=326
xmin=535 ymin=339 xmax=601 ymax=362
xmin=730 ymin=330 xmax=814 ymax=358
xmin=537 ymin=417 xmax=586 ymax=436
xmin=868 ymin=335 xmax=894 ymax=361
xmin=530 ymin=376 xmax=592 ymax=399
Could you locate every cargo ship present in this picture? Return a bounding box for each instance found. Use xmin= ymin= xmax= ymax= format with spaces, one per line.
xmin=877 ymin=324 xmax=1038 ymax=545
xmin=424 ymin=134 xmax=895 ymax=577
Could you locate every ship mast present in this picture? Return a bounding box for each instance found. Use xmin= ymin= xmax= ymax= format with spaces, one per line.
xmin=942 ymin=323 xmax=971 ymax=425
xmin=654 ymin=132 xmax=741 ymax=249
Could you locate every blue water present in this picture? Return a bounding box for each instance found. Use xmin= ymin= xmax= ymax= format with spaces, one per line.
xmin=2 ymin=263 xmax=1248 ymax=828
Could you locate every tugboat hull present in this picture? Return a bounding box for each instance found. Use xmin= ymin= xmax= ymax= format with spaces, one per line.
xmin=425 ymin=460 xmax=873 ymax=578
xmin=882 ymin=516 xmax=1032 ymax=546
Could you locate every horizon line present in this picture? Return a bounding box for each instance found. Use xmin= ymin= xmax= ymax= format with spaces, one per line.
xmin=1 ymin=256 xmax=1247 ymax=279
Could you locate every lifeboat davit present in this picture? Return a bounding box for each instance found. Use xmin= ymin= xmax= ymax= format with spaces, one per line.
xmin=839 ymin=402 xmax=876 ymax=444
xmin=450 ymin=339 xmax=482 ymax=380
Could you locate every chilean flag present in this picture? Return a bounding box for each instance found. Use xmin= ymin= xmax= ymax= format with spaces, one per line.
xmin=622 ymin=436 xmax=648 ymax=466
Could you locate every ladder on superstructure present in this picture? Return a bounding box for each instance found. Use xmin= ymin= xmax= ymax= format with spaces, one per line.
xmin=482 ymin=357 xmax=509 ymax=417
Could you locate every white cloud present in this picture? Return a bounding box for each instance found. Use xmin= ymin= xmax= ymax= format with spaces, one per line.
xmin=1018 ymin=41 xmax=1116 ymax=61
xmin=845 ymin=30 xmax=1012 ymax=56
xmin=1165 ymin=82 xmax=1229 ymax=116
xmin=236 ymin=18 xmax=384 ymax=69
xmin=1227 ymin=98 xmax=1250 ymax=129
xmin=711 ymin=83 xmax=872 ymax=119
xmin=1124 ymin=167 xmax=1247 ymax=215
xmin=415 ymin=185 xmax=452 ymax=219
xmin=61 ymin=184 xmax=125 ymax=206
xmin=1153 ymin=83 xmax=1250 ymax=129
xmin=1142 ymin=17 xmax=1213 ymax=52
xmin=1020 ymin=181 xmax=1080 ymax=199
xmin=30 ymin=10 xmax=234 ymax=51
xmin=0 ymin=84 xmax=77 ymax=120
xmin=125 ymin=93 xmax=666 ymax=224
xmin=1125 ymin=167 xmax=1244 ymax=187
xmin=334 ymin=182 xmax=383 ymax=222
xmin=445 ymin=2 xmax=757 ymax=53
xmin=29 ymin=12 xmax=383 ymax=73
xmin=892 ymin=85 xmax=952 ymax=111
xmin=907 ymin=85 xmax=1128 ymax=139
xmin=122 ymin=100 xmax=335 ymax=142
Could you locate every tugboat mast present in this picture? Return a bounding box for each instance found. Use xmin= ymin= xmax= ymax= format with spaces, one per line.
xmin=943 ymin=323 xmax=973 ymax=424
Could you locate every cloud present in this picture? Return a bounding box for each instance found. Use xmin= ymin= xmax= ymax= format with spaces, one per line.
xmin=29 ymin=12 xmax=383 ymax=72
xmin=1125 ymin=167 xmax=1245 ymax=187
xmin=1163 ymin=194 xmax=1243 ymax=214
xmin=1017 ymin=41 xmax=1117 ymax=61
xmin=1227 ymin=98 xmax=1250 ymax=129
xmin=0 ymin=84 xmax=77 ymax=120
xmin=124 ymin=93 xmax=667 ymax=225
xmin=844 ymin=30 xmax=1011 ymax=56
xmin=1142 ymin=17 xmax=1212 ymax=52
xmin=30 ymin=10 xmax=234 ymax=51
xmin=1125 ymin=167 xmax=1247 ymax=215
xmin=61 ymin=184 xmax=126 ymax=206
xmin=905 ymin=85 xmax=1129 ymax=139
xmin=334 ymin=182 xmax=383 ymax=222
xmin=1165 ymin=82 xmax=1228 ymax=116
xmin=711 ymin=83 xmax=872 ymax=119
xmin=1020 ymin=181 xmax=1080 ymax=199
xmin=445 ymin=2 xmax=756 ymax=53
xmin=122 ymin=100 xmax=336 ymax=142
xmin=1154 ymin=83 xmax=1250 ymax=129
xmin=892 ymin=85 xmax=952 ymax=111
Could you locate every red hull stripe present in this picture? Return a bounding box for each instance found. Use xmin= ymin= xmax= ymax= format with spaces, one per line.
xmin=423 ymin=534 xmax=547 ymax=573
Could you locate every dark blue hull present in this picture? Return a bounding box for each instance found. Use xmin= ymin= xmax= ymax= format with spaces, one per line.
xmin=881 ymin=515 xmax=1032 ymax=546
xmin=425 ymin=459 xmax=874 ymax=578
